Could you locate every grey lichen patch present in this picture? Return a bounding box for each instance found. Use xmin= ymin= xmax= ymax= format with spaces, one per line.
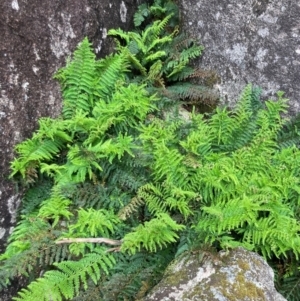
xmin=225 ymin=44 xmax=248 ymax=66
xmin=7 ymin=194 xmax=21 ymax=223
xmin=254 ymin=48 xmax=268 ymax=70
xmin=48 ymin=13 xmax=76 ymax=58
xmin=11 ymin=0 xmax=19 ymax=11
xmin=0 ymin=228 xmax=6 ymax=239
xmin=120 ymin=1 xmax=127 ymax=23
xmin=257 ymin=27 xmax=269 ymax=38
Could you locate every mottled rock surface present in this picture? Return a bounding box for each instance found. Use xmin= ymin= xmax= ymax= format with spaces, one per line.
xmin=179 ymin=0 xmax=300 ymax=112
xmin=142 ymin=248 xmax=286 ymax=301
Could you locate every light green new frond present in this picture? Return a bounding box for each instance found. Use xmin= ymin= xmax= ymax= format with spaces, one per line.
xmin=128 ymin=31 xmax=147 ymax=54
xmin=10 ymin=137 xmax=65 ymax=180
xmin=36 ymin=117 xmax=72 ymax=142
xmin=145 ymin=50 xmax=167 ymax=63
xmin=38 ymin=195 xmax=73 ymax=227
xmin=68 ymin=208 xmax=120 ymax=237
xmin=13 ymin=249 xmax=115 ymax=301
xmin=88 ymin=133 xmax=134 ymax=163
xmin=180 ymin=113 xmax=212 ymax=156
xmin=147 ymin=35 xmax=173 ymax=53
xmin=121 ymin=213 xmax=185 ymax=254
xmin=99 ymin=83 xmax=157 ymax=129
xmin=142 ymin=14 xmax=173 ymax=45
xmin=94 ymin=52 xmax=129 ymax=100
xmin=199 ymin=196 xmax=261 ymax=235
xmin=107 ymin=28 xmax=130 ymax=45
xmin=138 ymin=183 xmax=167 ymax=215
xmin=153 ymin=145 xmax=185 ymax=185
xmin=54 ymin=38 xmax=96 ymax=119
xmin=123 ymin=47 xmax=147 ymax=76
xmin=209 ymin=106 xmax=235 ymax=146
xmin=0 ymin=217 xmax=49 ymax=260
xmin=139 ymin=118 xmax=180 ymax=149
xmin=264 ymin=91 xmax=288 ymax=129
xmin=243 ymin=214 xmax=300 ymax=259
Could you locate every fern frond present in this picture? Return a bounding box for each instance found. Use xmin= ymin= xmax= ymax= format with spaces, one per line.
xmin=38 ymin=195 xmax=73 ymax=227
xmin=133 ymin=3 xmax=150 ymax=27
xmin=142 ymin=14 xmax=173 ymax=46
xmin=165 ymin=82 xmax=219 ymax=105
xmin=118 ymin=197 xmax=145 ymax=221
xmin=94 ymin=52 xmax=129 ymax=101
xmin=13 ymin=249 xmax=115 ymax=301
xmin=54 ymin=38 xmax=96 ymax=119
xmin=107 ymin=28 xmax=131 ymax=44
xmin=121 ymin=213 xmax=185 ymax=254
xmin=10 ymin=136 xmax=65 ymax=180
xmin=67 ymin=208 xmax=120 ymax=237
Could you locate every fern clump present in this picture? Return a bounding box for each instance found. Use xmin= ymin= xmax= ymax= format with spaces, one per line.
xmin=1 ymin=1 xmax=300 ymax=301
xmin=108 ymin=0 xmax=219 ymax=110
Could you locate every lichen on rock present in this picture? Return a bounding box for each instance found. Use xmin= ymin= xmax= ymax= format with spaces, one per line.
xmin=141 ymin=248 xmax=287 ymax=301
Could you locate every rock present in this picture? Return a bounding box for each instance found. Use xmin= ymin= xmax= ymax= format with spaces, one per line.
xmin=141 ymin=247 xmax=286 ymax=301
xmin=179 ymin=0 xmax=300 ymax=113
xmin=0 ymin=0 xmax=143 ymax=256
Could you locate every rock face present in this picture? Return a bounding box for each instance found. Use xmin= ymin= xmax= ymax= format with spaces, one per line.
xmin=142 ymin=248 xmax=287 ymax=301
xmin=179 ymin=0 xmax=300 ymax=113
xmin=0 ymin=0 xmax=143 ymax=254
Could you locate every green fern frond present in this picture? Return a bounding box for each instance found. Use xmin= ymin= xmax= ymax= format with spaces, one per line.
xmin=94 ymin=52 xmax=129 ymax=101
xmin=165 ymin=82 xmax=219 ymax=104
xmin=10 ymin=137 xmax=65 ymax=180
xmin=118 ymin=197 xmax=145 ymax=221
xmin=123 ymin=48 xmax=147 ymax=76
xmin=142 ymin=14 xmax=173 ymax=45
xmin=38 ymin=195 xmax=73 ymax=227
xmin=133 ymin=3 xmax=150 ymax=27
xmin=13 ymin=249 xmax=115 ymax=301
xmin=67 ymin=208 xmax=120 ymax=237
xmin=107 ymin=28 xmax=131 ymax=44
xmin=121 ymin=213 xmax=185 ymax=254
xmin=277 ymin=112 xmax=300 ymax=149
xmin=54 ymin=37 xmax=96 ymax=119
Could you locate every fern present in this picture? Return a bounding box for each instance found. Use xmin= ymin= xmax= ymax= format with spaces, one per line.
xmin=54 ymin=38 xmax=96 ymax=119
xmin=3 ymin=1 xmax=300 ymax=301
xmin=13 ymin=248 xmax=115 ymax=301
xmin=108 ymin=0 xmax=211 ymax=111
xmin=121 ymin=213 xmax=185 ymax=254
